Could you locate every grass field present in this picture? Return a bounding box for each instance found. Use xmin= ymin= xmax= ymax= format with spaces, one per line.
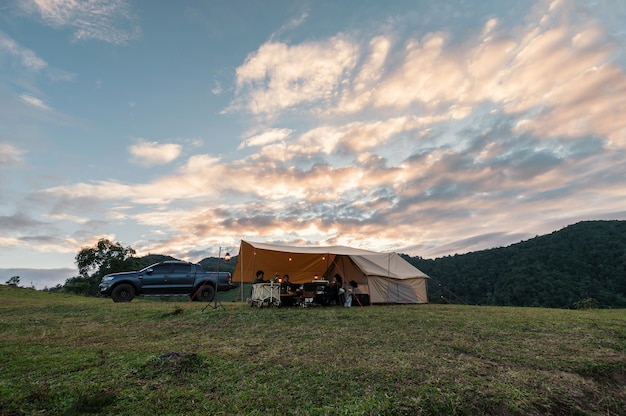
xmin=1 ymin=286 xmax=625 ymax=415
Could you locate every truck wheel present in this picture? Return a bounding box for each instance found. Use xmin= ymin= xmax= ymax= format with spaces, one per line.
xmin=111 ymin=284 xmax=135 ymax=302
xmin=196 ymin=285 xmax=216 ymax=302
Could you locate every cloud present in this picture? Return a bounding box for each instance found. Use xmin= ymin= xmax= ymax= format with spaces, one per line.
xmin=232 ymin=0 xmax=626 ymax=148
xmin=0 ymin=30 xmax=47 ymax=71
xmin=19 ymin=93 xmax=51 ymax=110
xmin=269 ymin=11 xmax=309 ymax=41
xmin=234 ymin=36 xmax=359 ymax=116
xmin=239 ymin=128 xmax=293 ymax=149
xmin=0 ymin=213 xmax=48 ymax=233
xmin=129 ymin=140 xmax=183 ymax=167
xmin=37 ymin=153 xmax=230 ymax=207
xmin=210 ymin=80 xmax=222 ymax=95
xmin=0 ymin=214 xmax=85 ymax=261
xmin=0 ymin=143 xmax=25 ymax=165
xmin=0 ymin=31 xmax=75 ymax=82
xmin=18 ymin=0 xmax=140 ymax=44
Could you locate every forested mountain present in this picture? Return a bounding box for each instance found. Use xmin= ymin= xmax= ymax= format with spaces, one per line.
xmin=198 ymin=256 xmax=237 ymax=273
xmin=406 ymin=220 xmax=626 ymax=309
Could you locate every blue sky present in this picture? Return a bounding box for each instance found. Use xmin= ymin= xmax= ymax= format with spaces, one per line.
xmin=1 ymin=0 xmax=626 ymax=288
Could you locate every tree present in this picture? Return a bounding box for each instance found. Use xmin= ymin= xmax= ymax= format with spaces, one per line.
xmin=76 ymin=239 xmax=138 ymax=278
xmin=6 ymin=276 xmax=20 ymax=286
xmin=72 ymin=239 xmax=140 ymax=296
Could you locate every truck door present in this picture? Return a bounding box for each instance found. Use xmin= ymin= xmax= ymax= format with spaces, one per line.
xmin=169 ymin=262 xmax=195 ymax=293
xmin=139 ymin=263 xmax=172 ymax=294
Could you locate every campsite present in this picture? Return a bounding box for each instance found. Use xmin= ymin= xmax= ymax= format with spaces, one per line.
xmin=233 ymin=240 xmax=429 ymax=307
xmin=1 ymin=285 xmax=624 ymax=415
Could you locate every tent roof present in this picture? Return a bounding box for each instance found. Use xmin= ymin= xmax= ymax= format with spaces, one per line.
xmin=242 ymin=240 xmax=381 ymax=256
xmin=234 ymin=240 xmax=428 ymax=282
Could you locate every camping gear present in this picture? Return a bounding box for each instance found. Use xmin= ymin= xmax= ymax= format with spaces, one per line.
xmin=250 ymin=282 xmax=281 ymax=308
xmin=233 ymin=240 xmax=429 ymax=304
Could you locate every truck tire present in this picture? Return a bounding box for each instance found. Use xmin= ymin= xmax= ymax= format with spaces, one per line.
xmin=111 ymin=284 xmax=135 ymax=302
xmin=195 ymin=284 xmax=216 ymax=302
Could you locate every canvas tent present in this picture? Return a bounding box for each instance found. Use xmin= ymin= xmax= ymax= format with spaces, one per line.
xmin=232 ymin=240 xmax=429 ymax=304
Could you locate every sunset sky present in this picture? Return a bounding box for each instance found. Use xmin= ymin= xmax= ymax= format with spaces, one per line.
xmin=1 ymin=0 xmax=625 ymax=288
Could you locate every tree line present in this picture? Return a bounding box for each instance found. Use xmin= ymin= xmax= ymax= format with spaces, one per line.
xmin=405 ymin=220 xmax=626 ymax=309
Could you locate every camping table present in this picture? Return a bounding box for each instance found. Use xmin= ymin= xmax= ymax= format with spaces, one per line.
xmin=280 ymin=293 xmax=297 ymax=306
xmin=251 ymin=283 xmax=281 ymax=308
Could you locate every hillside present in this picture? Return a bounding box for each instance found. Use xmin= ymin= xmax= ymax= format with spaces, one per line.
xmin=407 ymin=220 xmax=626 ymax=309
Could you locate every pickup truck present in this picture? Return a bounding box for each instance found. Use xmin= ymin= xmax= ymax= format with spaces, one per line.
xmin=99 ymin=260 xmax=237 ymax=302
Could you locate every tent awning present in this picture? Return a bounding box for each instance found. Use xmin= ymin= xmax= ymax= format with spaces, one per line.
xmin=232 ymin=240 xmax=428 ymax=283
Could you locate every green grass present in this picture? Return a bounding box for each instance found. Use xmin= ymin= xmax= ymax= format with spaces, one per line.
xmin=1 ymin=286 xmax=625 ymax=415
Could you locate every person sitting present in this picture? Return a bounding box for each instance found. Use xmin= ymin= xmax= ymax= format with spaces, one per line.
xmin=248 ymin=270 xmax=267 ymax=303
xmin=253 ymin=270 xmax=266 ymax=284
xmin=280 ymin=274 xmax=292 ymax=293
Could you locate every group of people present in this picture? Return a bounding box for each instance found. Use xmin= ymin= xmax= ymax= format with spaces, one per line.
xmin=252 ymin=270 xmax=297 ymax=293
xmin=252 ymin=270 xmax=349 ymax=306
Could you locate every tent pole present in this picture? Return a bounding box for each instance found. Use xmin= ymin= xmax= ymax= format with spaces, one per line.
xmin=387 ymin=253 xmax=391 ymax=303
xmin=237 ymin=240 xmax=243 ymax=302
xmin=241 ymin=242 xmax=256 ymax=298
xmin=239 ymin=240 xmax=246 ymax=302
xmin=326 ymin=251 xmax=330 ymax=278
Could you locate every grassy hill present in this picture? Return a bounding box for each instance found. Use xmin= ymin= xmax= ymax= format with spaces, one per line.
xmin=1 ymin=286 xmax=624 ymax=415
xmin=408 ymin=220 xmax=626 ymax=309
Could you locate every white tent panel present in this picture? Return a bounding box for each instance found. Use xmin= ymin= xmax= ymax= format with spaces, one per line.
xmin=349 ymin=253 xmax=428 ymax=279
xmin=368 ymin=276 xmax=428 ymax=303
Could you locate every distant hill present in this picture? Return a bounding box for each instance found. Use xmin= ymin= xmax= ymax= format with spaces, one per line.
xmin=198 ymin=256 xmax=237 ymax=273
xmin=138 ymin=254 xmax=179 ymax=268
xmin=406 ymin=220 xmax=626 ymax=309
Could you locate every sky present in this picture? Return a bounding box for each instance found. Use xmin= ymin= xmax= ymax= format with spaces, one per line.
xmin=1 ymin=0 xmax=626 ymax=289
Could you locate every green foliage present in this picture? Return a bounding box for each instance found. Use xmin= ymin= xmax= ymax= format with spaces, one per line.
xmin=408 ymin=220 xmax=626 ymax=309
xmin=198 ymin=255 xmax=237 ymax=273
xmin=574 ymin=297 xmax=598 ymax=310
xmin=70 ymin=239 xmax=141 ymax=296
xmin=0 ymin=286 xmax=624 ymax=415
xmin=75 ymin=238 xmax=139 ymax=278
